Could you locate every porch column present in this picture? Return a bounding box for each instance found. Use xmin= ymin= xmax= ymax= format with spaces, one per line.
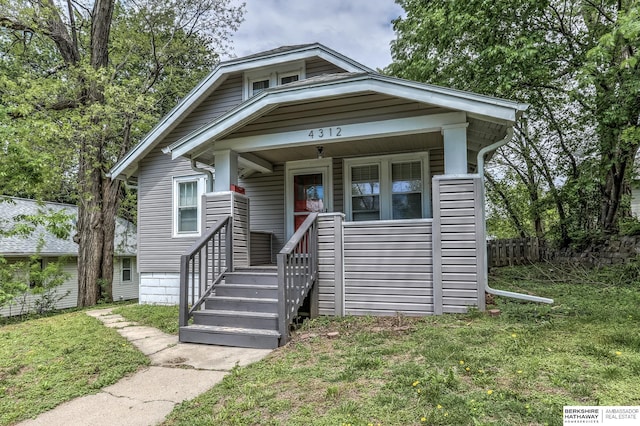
xmin=442 ymin=123 xmax=469 ymax=174
xmin=214 ymin=149 xmax=238 ymax=192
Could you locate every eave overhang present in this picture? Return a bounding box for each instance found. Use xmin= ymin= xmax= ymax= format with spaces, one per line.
xmin=108 ymin=43 xmax=373 ymax=181
xmin=166 ymin=73 xmax=528 ymax=160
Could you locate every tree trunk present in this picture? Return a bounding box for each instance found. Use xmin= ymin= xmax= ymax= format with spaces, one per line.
xmin=76 ymin=142 xmax=104 ymax=306
xmin=100 ymin=177 xmax=120 ymax=302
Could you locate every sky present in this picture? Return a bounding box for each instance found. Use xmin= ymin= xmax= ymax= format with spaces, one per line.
xmin=224 ymin=0 xmax=405 ymax=71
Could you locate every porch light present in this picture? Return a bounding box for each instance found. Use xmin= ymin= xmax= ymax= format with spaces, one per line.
xmin=317 ymin=146 xmax=324 ymax=159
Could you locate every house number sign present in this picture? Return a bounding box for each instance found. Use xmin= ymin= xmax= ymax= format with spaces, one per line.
xmin=307 ymin=127 xmax=342 ymax=139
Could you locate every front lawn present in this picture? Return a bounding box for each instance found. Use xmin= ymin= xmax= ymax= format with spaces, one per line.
xmin=0 ymin=311 xmax=149 ymax=425
xmin=163 ymin=263 xmax=640 ymax=425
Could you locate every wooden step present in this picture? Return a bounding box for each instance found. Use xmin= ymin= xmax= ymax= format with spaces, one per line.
xmin=193 ymin=309 xmax=278 ymax=330
xmin=224 ymin=271 xmax=277 ymax=285
xmin=215 ymin=283 xmax=278 ymax=299
xmin=179 ymin=324 xmax=280 ymax=349
xmin=204 ymin=296 xmax=278 ymax=313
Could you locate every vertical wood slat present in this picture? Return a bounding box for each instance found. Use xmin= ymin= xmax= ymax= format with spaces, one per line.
xmin=486 ymin=237 xmax=542 ymax=267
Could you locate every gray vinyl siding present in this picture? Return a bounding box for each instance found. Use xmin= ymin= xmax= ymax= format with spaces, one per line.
xmin=138 ymin=145 xmax=203 ymax=273
xmin=432 ymin=176 xmax=484 ymax=313
xmin=317 ymin=214 xmax=344 ymax=316
xmin=240 ymin=165 xmax=285 ymax=262
xmin=203 ymin=192 xmax=250 ymax=268
xmin=306 ymin=58 xmax=348 ymax=78
xmin=250 ymin=232 xmax=272 ymax=266
xmin=343 ymin=220 xmax=434 ymax=316
xmin=0 ymin=257 xmax=78 ymax=317
xmin=162 ymin=73 xmax=244 ymax=146
xmin=112 ymin=256 xmax=140 ymax=301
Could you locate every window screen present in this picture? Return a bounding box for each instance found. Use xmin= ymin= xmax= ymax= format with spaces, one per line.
xmin=351 ymin=164 xmax=380 ymax=221
xmin=392 ymin=161 xmax=422 ymax=219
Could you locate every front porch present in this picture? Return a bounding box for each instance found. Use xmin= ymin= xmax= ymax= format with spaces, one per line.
xmin=177 ymin=171 xmax=486 ymax=348
xmin=166 ymin=73 xmax=522 ymax=347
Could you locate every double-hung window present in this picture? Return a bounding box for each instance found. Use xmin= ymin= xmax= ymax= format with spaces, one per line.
xmin=121 ymin=258 xmax=132 ymax=282
xmin=173 ymin=176 xmax=206 ymax=236
xmin=345 ymin=153 xmax=430 ymax=221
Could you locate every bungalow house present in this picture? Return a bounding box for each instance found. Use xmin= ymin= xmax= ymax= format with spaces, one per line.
xmin=0 ymin=198 xmax=139 ymax=316
xmin=109 ymin=43 xmax=534 ymax=349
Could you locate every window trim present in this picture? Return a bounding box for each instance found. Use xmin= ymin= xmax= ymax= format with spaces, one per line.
xmin=173 ymin=175 xmax=206 ymax=238
xmin=243 ymin=60 xmax=306 ymax=100
xmin=344 ymin=152 xmax=431 ymax=221
xmin=121 ymin=258 xmax=132 ymax=282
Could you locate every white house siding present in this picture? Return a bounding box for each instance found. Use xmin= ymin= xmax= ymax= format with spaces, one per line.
xmin=0 ymin=258 xmax=78 ymax=317
xmin=632 ymin=186 xmax=640 ymax=218
xmin=112 ymin=256 xmax=140 ymax=301
xmin=343 ymin=220 xmax=434 ymax=316
xmin=432 ymin=176 xmax=485 ymax=314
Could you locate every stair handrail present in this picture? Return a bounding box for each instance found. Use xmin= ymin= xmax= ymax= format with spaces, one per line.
xmin=179 ymin=215 xmax=233 ymax=328
xmin=277 ymin=212 xmax=319 ymax=345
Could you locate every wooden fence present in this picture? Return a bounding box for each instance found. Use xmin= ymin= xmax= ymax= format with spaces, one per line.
xmin=487 ymin=237 xmax=544 ymax=267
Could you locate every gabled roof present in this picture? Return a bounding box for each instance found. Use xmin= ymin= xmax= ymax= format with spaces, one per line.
xmin=0 ymin=198 xmax=136 ymax=257
xmin=109 ymin=43 xmax=373 ymax=180
xmin=166 ymin=72 xmax=528 ymax=160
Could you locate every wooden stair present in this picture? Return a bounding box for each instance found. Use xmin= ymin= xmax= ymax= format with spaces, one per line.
xmin=179 ymin=267 xmax=281 ymax=349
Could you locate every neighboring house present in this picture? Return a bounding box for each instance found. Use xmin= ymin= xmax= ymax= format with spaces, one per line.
xmin=109 ymin=43 xmax=528 ymax=348
xmin=0 ymin=198 xmax=138 ymax=316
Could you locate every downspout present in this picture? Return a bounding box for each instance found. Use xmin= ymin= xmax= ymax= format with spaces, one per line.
xmin=190 ymin=159 xmax=214 ymax=192
xmin=477 ymin=128 xmax=554 ymax=304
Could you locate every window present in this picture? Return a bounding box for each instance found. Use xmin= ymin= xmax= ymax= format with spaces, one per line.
xmin=243 ymin=61 xmax=305 ymax=99
xmin=122 ymin=258 xmax=132 ymax=282
xmin=392 ymin=161 xmax=423 ymax=219
xmin=173 ymin=176 xmax=206 ymax=236
xmin=345 ymin=153 xmax=430 ymax=221
xmin=251 ymin=79 xmax=269 ymax=95
xmin=29 ymin=258 xmax=44 ymax=288
xmin=351 ymin=164 xmax=380 ymax=221
xmin=280 ymin=74 xmax=299 ymax=85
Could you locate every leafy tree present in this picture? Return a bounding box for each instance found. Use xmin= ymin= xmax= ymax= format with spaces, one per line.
xmin=0 ymin=0 xmax=244 ymax=305
xmin=389 ymin=0 xmax=640 ymax=244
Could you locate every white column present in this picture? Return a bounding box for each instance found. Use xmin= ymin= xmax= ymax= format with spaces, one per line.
xmin=214 ymin=149 xmax=238 ymax=192
xmin=442 ymin=123 xmax=469 ymax=175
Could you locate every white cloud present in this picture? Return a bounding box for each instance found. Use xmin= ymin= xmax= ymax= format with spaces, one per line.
xmin=225 ymin=0 xmax=404 ymax=70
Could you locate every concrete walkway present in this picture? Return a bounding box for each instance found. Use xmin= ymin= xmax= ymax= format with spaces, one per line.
xmin=18 ymin=308 xmax=273 ymax=426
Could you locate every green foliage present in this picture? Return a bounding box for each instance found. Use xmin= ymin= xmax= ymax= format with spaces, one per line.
xmin=163 ymin=263 xmax=640 ymax=425
xmin=388 ymin=0 xmax=640 ymax=242
xmin=113 ymin=304 xmax=180 ymax=334
xmin=0 ymin=312 xmax=149 ymax=425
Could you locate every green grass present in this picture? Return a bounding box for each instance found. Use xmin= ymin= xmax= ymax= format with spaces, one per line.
xmin=163 ymin=263 xmax=640 ymax=426
xmin=113 ymin=303 xmax=180 ymax=334
xmin=0 ymin=311 xmax=149 ymax=425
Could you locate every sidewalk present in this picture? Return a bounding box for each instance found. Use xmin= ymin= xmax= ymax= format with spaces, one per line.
xmin=18 ymin=308 xmax=273 ymax=426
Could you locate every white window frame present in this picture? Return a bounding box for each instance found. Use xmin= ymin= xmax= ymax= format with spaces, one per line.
xmin=173 ymin=175 xmax=207 ymax=237
xmin=121 ymin=258 xmax=132 ymax=282
xmin=243 ymin=60 xmax=306 ymax=100
xmin=344 ymin=152 xmax=431 ymax=221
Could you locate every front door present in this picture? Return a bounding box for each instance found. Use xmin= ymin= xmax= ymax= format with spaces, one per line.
xmin=285 ymin=159 xmax=332 ymax=238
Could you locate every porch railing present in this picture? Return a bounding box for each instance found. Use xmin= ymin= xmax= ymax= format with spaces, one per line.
xmin=277 ymin=212 xmax=319 ymax=345
xmin=179 ymin=216 xmax=232 ymax=328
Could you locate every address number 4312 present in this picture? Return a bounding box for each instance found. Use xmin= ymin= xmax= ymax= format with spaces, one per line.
xmin=308 ymin=127 xmax=342 ymax=139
